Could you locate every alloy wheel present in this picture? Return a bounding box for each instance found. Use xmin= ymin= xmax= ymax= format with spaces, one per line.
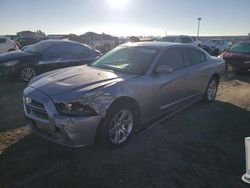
xmin=207 ymin=79 xmax=217 ymax=101
xmin=109 ymin=109 xmax=133 ymax=144
xmin=21 ymin=67 xmax=36 ymax=82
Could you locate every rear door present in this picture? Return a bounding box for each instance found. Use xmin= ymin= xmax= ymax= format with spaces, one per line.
xmin=182 ymin=47 xmax=211 ymax=95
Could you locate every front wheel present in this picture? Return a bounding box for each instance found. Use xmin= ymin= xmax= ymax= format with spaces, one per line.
xmin=96 ymin=102 xmax=137 ymax=149
xmin=19 ymin=67 xmax=37 ymax=82
xmin=203 ymin=76 xmax=219 ymax=103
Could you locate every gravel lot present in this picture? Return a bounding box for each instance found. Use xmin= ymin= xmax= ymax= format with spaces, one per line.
xmin=0 ymin=75 xmax=250 ymax=188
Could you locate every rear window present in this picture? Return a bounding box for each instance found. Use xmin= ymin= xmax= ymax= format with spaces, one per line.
xmin=181 ymin=37 xmax=193 ymax=43
xmin=156 ymin=37 xmax=176 ymax=42
xmin=70 ymin=44 xmax=92 ymax=58
xmin=183 ymin=48 xmax=206 ymax=66
xmin=228 ymin=44 xmax=250 ymax=54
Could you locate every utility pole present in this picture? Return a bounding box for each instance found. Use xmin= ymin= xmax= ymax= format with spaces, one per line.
xmin=197 ymin=17 xmax=202 ymax=37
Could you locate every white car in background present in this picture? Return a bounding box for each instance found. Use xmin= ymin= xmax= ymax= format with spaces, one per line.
xmin=0 ymin=37 xmax=19 ymax=54
xmin=207 ymin=39 xmax=230 ymax=54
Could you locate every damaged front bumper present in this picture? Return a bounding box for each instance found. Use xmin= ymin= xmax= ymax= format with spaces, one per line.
xmin=23 ymin=87 xmax=103 ymax=147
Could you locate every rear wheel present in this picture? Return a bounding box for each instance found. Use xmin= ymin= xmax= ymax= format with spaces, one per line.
xmin=19 ymin=66 xmax=36 ymax=82
xmin=96 ymin=102 xmax=138 ymax=149
xmin=203 ymin=76 xmax=219 ymax=103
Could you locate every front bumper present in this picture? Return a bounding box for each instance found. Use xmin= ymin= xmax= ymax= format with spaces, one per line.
xmin=23 ymin=87 xmax=103 ymax=147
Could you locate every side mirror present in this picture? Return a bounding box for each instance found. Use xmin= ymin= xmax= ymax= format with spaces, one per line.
xmin=155 ymin=65 xmax=174 ymax=74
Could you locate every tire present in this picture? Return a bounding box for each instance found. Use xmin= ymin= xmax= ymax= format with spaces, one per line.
xmin=19 ymin=66 xmax=37 ymax=82
xmin=203 ymin=76 xmax=219 ymax=103
xmin=96 ymin=101 xmax=138 ymax=149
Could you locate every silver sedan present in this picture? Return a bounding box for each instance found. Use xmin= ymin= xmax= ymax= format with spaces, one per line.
xmin=23 ymin=42 xmax=225 ymax=148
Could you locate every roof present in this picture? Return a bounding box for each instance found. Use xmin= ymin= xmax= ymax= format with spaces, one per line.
xmin=122 ymin=41 xmax=193 ymax=49
xmin=37 ymin=39 xmax=92 ymax=48
xmin=39 ymin=39 xmax=80 ymax=44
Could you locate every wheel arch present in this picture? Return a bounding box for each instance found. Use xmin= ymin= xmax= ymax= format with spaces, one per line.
xmin=95 ymin=96 xmax=141 ymax=147
xmin=212 ymin=73 xmax=220 ymax=82
xmin=108 ymin=96 xmax=141 ymax=122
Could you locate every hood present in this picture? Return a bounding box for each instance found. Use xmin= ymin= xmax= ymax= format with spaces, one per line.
xmin=0 ymin=50 xmax=36 ymax=63
xmin=29 ymin=65 xmax=136 ymax=99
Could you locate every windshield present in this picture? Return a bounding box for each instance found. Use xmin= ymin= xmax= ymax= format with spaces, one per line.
xmin=156 ymin=37 xmax=176 ymax=42
xmin=92 ymin=46 xmax=158 ymax=74
xmin=24 ymin=41 xmax=54 ymax=54
xmin=228 ymin=44 xmax=250 ymax=54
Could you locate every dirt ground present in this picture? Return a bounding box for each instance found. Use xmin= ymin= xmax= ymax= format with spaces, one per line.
xmin=0 ymin=75 xmax=250 ymax=188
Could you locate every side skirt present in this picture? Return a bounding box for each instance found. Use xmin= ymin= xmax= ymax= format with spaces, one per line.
xmin=135 ymin=96 xmax=202 ymax=133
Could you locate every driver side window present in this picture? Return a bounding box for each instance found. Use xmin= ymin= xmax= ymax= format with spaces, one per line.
xmin=157 ymin=48 xmax=185 ymax=71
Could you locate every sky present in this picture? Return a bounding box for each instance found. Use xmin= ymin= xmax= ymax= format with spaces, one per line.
xmin=0 ymin=0 xmax=250 ymax=36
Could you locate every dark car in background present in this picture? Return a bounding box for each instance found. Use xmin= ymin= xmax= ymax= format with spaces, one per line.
xmin=220 ymin=42 xmax=250 ymax=73
xmin=14 ymin=37 xmax=41 ymax=48
xmin=0 ymin=40 xmax=102 ymax=81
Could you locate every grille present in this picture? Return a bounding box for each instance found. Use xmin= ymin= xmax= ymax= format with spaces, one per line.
xmin=25 ymin=98 xmax=49 ymax=121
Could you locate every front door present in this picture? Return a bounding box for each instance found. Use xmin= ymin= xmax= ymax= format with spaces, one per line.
xmin=153 ymin=47 xmax=188 ymax=114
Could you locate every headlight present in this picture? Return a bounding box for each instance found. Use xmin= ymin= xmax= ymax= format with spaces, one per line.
xmin=244 ymin=61 xmax=250 ymax=64
xmin=218 ymin=54 xmax=223 ymax=59
xmin=55 ymin=102 xmax=97 ymax=116
xmin=1 ymin=60 xmax=19 ymax=67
